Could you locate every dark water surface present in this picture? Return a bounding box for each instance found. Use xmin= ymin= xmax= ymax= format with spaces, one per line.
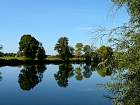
xmin=0 ymin=64 xmax=113 ymax=105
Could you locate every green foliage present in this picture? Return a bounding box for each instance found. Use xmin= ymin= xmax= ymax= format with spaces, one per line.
xmin=19 ymin=35 xmax=39 ymax=59
xmin=36 ymin=46 xmax=46 ymax=60
xmin=112 ymin=0 xmax=140 ymax=20
xmin=19 ymin=34 xmax=46 ymax=60
xmin=54 ymin=37 xmax=73 ymax=61
xmin=103 ymin=65 xmax=140 ymax=105
xmin=97 ymin=67 xmax=112 ymax=77
xmin=110 ymin=32 xmax=140 ymax=71
xmin=97 ymin=45 xmax=113 ymax=62
xmin=83 ymin=45 xmax=92 ymax=54
xmin=97 ymin=68 xmax=107 ymax=77
xmin=83 ymin=45 xmax=93 ymax=62
xmin=75 ymin=43 xmax=83 ymax=57
xmin=110 ymin=0 xmax=140 ymax=70
xmin=98 ymin=2 xmax=140 ymax=104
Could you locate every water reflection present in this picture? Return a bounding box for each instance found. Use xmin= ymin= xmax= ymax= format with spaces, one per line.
xmin=0 ymin=61 xmax=139 ymax=105
xmin=75 ymin=67 xmax=83 ymax=80
xmin=54 ymin=63 xmax=114 ymax=87
xmin=83 ymin=64 xmax=94 ymax=78
xmin=16 ymin=62 xmax=140 ymax=104
xmin=18 ymin=65 xmax=46 ymax=91
xmin=0 ymin=72 xmax=2 ymax=81
xmin=1 ymin=62 xmax=138 ymax=105
xmin=0 ymin=63 xmax=114 ymax=90
xmin=54 ymin=63 xmax=74 ymax=87
xmin=75 ymin=64 xmax=94 ymax=80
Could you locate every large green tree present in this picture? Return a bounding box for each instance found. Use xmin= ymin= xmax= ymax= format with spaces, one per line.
xmin=75 ymin=43 xmax=83 ymax=57
xmin=36 ymin=45 xmax=46 ymax=60
xmin=83 ymin=45 xmax=92 ymax=54
xmin=19 ymin=34 xmax=46 ymax=59
xmin=54 ymin=37 xmax=73 ymax=60
xmin=83 ymin=45 xmax=92 ymax=62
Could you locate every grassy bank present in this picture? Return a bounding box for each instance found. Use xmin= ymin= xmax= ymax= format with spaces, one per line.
xmin=0 ymin=56 xmax=84 ymax=60
xmin=0 ymin=56 xmax=87 ymax=66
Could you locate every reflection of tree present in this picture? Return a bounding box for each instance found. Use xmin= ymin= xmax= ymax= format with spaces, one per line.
xmin=75 ymin=67 xmax=83 ymax=80
xmin=83 ymin=64 xmax=93 ymax=78
xmin=18 ymin=65 xmax=46 ymax=91
xmin=75 ymin=64 xmax=94 ymax=80
xmin=54 ymin=63 xmax=74 ymax=88
xmin=0 ymin=72 xmax=2 ymax=81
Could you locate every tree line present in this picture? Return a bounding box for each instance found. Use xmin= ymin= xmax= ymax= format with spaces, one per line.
xmin=0 ymin=34 xmax=114 ymax=65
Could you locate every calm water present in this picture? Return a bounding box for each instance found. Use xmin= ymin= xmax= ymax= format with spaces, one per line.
xmin=0 ymin=64 xmax=113 ymax=105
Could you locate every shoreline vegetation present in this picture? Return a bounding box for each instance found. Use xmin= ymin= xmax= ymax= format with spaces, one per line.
xmin=0 ymin=56 xmax=93 ymax=66
xmin=0 ymin=35 xmax=113 ymax=67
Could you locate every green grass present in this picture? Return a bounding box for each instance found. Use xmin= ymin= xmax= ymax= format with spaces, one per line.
xmin=70 ymin=57 xmax=84 ymax=61
xmin=0 ymin=56 xmax=85 ymax=61
xmin=46 ymin=56 xmax=62 ymax=61
xmin=0 ymin=56 xmax=32 ymax=60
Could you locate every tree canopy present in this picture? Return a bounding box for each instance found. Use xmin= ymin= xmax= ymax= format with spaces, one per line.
xmin=83 ymin=45 xmax=92 ymax=54
xmin=97 ymin=45 xmax=113 ymax=62
xmin=54 ymin=37 xmax=73 ymax=61
xmin=75 ymin=43 xmax=83 ymax=57
xmin=19 ymin=34 xmax=46 ymax=60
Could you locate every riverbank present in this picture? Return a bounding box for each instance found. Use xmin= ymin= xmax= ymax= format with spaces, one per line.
xmin=0 ymin=56 xmax=88 ymax=66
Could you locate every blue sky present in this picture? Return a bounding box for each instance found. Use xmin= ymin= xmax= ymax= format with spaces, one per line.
xmin=0 ymin=0 xmax=129 ymax=54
